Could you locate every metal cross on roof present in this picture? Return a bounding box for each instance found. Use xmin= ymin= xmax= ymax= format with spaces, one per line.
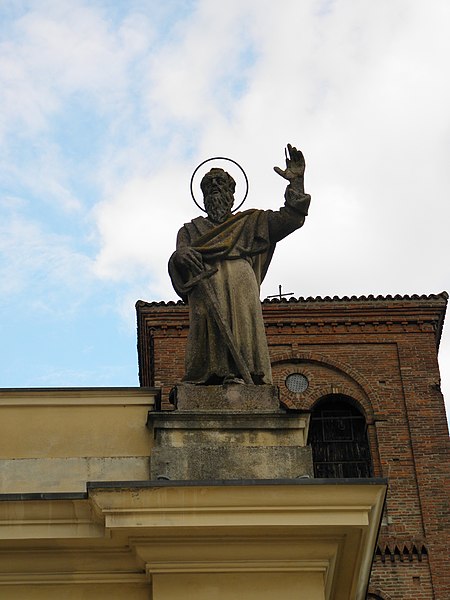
xmin=266 ymin=284 xmax=294 ymax=300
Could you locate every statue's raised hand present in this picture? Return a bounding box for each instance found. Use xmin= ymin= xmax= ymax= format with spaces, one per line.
xmin=274 ymin=144 xmax=305 ymax=182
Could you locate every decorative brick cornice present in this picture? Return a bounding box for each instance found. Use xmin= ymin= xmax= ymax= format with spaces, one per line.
xmin=375 ymin=539 xmax=428 ymax=563
xmin=264 ymin=318 xmax=438 ymax=338
xmin=261 ymin=293 xmax=447 ymax=346
xmin=137 ymin=292 xmax=448 ymax=308
xmin=262 ymin=292 xmax=448 ymax=304
xmin=136 ymin=292 xmax=447 ymax=344
xmin=136 ymin=299 xmax=185 ymax=307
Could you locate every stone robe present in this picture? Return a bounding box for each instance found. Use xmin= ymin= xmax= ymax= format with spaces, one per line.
xmin=169 ymin=190 xmax=310 ymax=384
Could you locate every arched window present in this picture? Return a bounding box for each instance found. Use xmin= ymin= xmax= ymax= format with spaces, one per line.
xmin=308 ymin=394 xmax=373 ymax=478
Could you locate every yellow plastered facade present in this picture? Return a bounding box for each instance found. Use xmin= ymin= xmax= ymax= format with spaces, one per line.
xmin=0 ymin=388 xmax=386 ymax=599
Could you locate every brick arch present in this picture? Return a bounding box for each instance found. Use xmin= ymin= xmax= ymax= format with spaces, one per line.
xmin=271 ymin=349 xmax=384 ymax=476
xmin=270 ymin=349 xmax=382 ymax=419
xmin=305 ymin=384 xmax=372 ymax=419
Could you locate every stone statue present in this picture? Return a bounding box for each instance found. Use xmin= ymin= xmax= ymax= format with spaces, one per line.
xmin=169 ymin=145 xmax=311 ymax=385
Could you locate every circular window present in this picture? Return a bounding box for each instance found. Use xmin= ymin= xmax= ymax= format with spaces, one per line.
xmin=285 ymin=373 xmax=309 ymax=393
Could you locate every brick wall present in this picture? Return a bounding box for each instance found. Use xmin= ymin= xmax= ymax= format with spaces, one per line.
xmin=136 ymin=293 xmax=450 ymax=599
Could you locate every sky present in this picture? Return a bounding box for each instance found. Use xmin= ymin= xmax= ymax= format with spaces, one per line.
xmin=1 ymin=0 xmax=449 ymax=418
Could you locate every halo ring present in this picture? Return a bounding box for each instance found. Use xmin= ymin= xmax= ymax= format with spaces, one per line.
xmin=190 ymin=156 xmax=249 ymax=213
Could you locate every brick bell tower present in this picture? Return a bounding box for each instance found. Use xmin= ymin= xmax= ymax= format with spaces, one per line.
xmin=137 ymin=291 xmax=449 ymax=600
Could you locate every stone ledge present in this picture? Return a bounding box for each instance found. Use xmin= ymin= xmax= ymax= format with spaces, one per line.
xmin=148 ymin=413 xmax=310 ymax=448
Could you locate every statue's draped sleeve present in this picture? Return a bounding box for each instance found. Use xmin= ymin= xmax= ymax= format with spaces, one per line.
xmin=266 ymin=185 xmax=311 ymax=243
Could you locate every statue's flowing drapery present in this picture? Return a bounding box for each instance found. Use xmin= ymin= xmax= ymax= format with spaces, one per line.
xmin=169 ymin=194 xmax=310 ymax=384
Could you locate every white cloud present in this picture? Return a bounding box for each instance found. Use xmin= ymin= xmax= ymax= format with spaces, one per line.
xmin=0 ymin=210 xmax=94 ymax=315
xmin=0 ymin=1 xmax=156 ymax=153
xmin=93 ymin=164 xmax=192 ymax=298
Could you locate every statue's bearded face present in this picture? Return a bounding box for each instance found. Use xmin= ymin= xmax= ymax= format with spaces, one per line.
xmin=201 ymin=169 xmax=235 ymax=224
xmin=204 ymin=190 xmax=234 ymax=224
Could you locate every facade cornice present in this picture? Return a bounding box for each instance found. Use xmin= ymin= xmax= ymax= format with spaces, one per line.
xmin=0 ymin=480 xmax=387 ymax=599
xmin=0 ymin=387 xmax=159 ymax=407
xmin=137 ymin=293 xmax=447 ymax=345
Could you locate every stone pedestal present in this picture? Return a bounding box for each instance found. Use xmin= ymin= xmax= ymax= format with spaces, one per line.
xmin=147 ymin=384 xmax=313 ymax=481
